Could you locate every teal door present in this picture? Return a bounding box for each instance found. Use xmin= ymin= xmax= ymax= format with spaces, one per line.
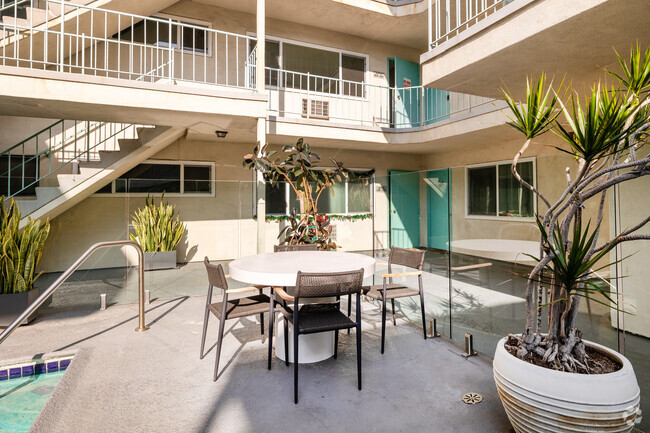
xmin=424 ymin=88 xmax=450 ymax=125
xmin=425 ymin=169 xmax=451 ymax=251
xmin=389 ymin=170 xmax=420 ymax=249
xmin=390 ymin=57 xmax=421 ymax=128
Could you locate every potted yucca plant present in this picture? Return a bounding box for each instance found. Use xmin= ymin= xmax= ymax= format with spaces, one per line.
xmin=130 ymin=195 xmax=185 ymax=271
xmin=0 ymin=197 xmax=50 ymax=326
xmin=493 ymin=45 xmax=649 ymax=432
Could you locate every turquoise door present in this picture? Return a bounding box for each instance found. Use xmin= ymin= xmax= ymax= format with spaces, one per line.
xmin=390 ymin=57 xmax=421 ymax=128
xmin=389 ymin=170 xmax=420 ymax=249
xmin=425 ymin=169 xmax=451 ymax=251
xmin=424 ymin=88 xmax=450 ymax=125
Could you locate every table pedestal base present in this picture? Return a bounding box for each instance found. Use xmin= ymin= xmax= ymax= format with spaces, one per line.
xmin=275 ymin=320 xmax=335 ymax=364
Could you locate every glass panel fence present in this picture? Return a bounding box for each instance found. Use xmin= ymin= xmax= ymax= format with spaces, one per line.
xmin=28 ymin=166 xmax=648 ymax=431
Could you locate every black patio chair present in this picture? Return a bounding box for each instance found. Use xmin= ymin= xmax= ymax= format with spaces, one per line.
xmin=199 ymin=257 xmax=274 ymax=381
xmin=275 ymin=268 xmax=364 ymax=404
xmin=362 ymin=247 xmax=426 ymax=354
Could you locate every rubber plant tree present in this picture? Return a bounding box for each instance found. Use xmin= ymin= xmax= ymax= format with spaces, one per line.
xmin=501 ymin=45 xmax=650 ymax=373
xmin=244 ymin=138 xmax=351 ymax=250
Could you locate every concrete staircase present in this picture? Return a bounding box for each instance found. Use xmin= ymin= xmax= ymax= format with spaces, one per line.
xmin=14 ymin=124 xmax=185 ymax=227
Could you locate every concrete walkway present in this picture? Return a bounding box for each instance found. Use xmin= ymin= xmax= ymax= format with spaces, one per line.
xmin=1 ymin=295 xmax=512 ymax=433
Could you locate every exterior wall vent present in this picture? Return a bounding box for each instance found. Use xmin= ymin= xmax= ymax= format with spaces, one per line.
xmin=302 ymin=99 xmax=329 ymax=119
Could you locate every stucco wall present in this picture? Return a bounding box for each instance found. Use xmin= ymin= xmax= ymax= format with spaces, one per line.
xmin=38 ymin=137 xmax=421 ymax=272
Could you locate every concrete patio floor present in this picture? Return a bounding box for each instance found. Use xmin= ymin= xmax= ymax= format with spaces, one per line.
xmin=1 ymin=293 xmax=513 ymax=432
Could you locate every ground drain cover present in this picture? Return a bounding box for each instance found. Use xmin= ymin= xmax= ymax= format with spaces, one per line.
xmin=461 ymin=392 xmax=483 ymax=404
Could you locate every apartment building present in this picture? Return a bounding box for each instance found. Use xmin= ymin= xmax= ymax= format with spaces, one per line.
xmin=0 ymin=0 xmax=647 ymax=353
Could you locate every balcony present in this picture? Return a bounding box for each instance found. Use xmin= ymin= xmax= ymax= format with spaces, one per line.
xmin=264 ymin=67 xmax=510 ymax=149
xmin=0 ymin=0 xmax=265 ymax=125
xmin=421 ymin=0 xmax=650 ymax=98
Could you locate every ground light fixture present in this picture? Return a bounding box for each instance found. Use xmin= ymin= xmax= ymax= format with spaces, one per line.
xmin=215 ymin=130 xmax=228 ymax=138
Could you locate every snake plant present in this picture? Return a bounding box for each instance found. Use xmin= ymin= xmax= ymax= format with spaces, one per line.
xmin=0 ymin=197 xmax=50 ymax=295
xmin=130 ymin=195 xmax=185 ymax=253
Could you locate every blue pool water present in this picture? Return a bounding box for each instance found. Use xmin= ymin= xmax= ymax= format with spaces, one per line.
xmin=0 ymin=369 xmax=65 ymax=432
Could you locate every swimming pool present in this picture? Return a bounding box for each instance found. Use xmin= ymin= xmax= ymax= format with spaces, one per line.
xmin=0 ymin=357 xmax=72 ymax=433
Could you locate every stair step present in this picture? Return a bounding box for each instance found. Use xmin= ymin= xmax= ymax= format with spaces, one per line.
xmin=2 ymin=16 xmax=29 ymax=28
xmin=24 ymin=7 xmax=55 ymax=26
xmin=136 ymin=126 xmax=162 ymax=143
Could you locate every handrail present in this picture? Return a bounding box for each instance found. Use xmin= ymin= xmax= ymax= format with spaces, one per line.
xmin=0 ymin=240 xmax=148 ymax=346
xmin=0 ymin=120 xmax=135 ymax=198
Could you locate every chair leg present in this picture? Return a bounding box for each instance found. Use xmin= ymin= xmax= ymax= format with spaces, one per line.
xmin=199 ymin=306 xmax=210 ymax=359
xmin=347 ymin=294 xmax=351 ymax=334
xmin=356 ymin=323 xmax=362 ymax=390
xmin=420 ymin=293 xmax=427 ymax=340
xmin=268 ymin=303 xmax=274 ymax=371
xmin=391 ymin=299 xmax=396 ymax=326
xmin=284 ymin=317 xmax=289 ymax=367
xmin=334 ymin=330 xmax=339 ymax=359
xmin=356 ymin=292 xmax=362 ymax=390
xmin=260 ymin=312 xmax=265 ymax=341
xmin=213 ymin=316 xmax=227 ymax=382
xmin=381 ymin=298 xmax=387 ymax=354
xmin=294 ymin=325 xmax=299 ymax=404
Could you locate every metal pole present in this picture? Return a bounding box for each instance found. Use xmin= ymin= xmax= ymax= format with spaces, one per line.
xmin=255 ymin=0 xmax=266 ymax=254
xmin=0 ymin=240 xmax=149 ymax=346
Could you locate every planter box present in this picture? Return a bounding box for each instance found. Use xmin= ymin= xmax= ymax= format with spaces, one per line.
xmin=0 ymin=288 xmax=39 ymax=327
xmin=144 ymin=251 xmax=177 ymax=271
xmin=493 ymin=336 xmax=641 ymax=432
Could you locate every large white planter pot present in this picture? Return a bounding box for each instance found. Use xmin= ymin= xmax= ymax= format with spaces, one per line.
xmin=493 ymin=337 xmax=641 ymax=432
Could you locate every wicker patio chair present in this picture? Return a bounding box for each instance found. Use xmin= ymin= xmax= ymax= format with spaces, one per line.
xmin=362 ymin=247 xmax=426 ymax=354
xmin=200 ymin=257 xmax=274 ymax=381
xmin=275 ymin=269 xmax=364 ymax=404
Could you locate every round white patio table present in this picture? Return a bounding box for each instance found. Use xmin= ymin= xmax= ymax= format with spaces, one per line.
xmin=228 ymin=251 xmax=376 ymax=364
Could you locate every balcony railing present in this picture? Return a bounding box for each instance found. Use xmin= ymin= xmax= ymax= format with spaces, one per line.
xmin=266 ymin=67 xmax=495 ymax=129
xmin=428 ymin=0 xmax=517 ymax=49
xmin=0 ymin=0 xmax=256 ymax=89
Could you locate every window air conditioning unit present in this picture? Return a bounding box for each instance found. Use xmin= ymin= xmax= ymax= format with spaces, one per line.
xmin=302 ymin=99 xmax=329 ymax=119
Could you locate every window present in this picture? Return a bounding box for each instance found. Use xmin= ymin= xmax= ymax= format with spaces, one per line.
xmin=97 ymin=161 xmax=214 ymax=195
xmin=113 ymin=15 xmax=209 ymax=53
xmin=341 ymin=54 xmax=365 ymax=97
xmin=0 ymin=155 xmax=38 ymax=196
xmin=249 ymin=38 xmax=367 ymax=96
xmin=265 ymin=172 xmax=372 ymax=215
xmin=467 ymin=160 xmax=535 ymax=218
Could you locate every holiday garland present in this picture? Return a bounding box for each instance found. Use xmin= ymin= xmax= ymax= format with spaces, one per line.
xmin=254 ymin=213 xmax=372 ymax=223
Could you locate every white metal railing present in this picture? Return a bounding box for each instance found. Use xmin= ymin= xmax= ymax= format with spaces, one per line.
xmin=0 ymin=0 xmax=256 ymax=88
xmin=0 ymin=119 xmax=139 ymax=197
xmin=428 ymin=0 xmax=517 ymax=48
xmin=266 ymin=67 xmax=495 ymax=128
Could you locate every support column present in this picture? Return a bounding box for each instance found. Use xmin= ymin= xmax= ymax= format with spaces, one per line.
xmin=256 ymin=118 xmax=266 ymax=254
xmin=256 ymin=0 xmax=266 ymax=254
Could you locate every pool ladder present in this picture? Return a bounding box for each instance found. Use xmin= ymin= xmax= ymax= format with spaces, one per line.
xmin=0 ymin=240 xmax=149 ymax=346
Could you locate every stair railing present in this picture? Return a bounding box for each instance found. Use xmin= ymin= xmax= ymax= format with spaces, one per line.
xmin=0 ymin=119 xmax=137 ymax=198
xmin=0 ymin=240 xmax=149 ymax=347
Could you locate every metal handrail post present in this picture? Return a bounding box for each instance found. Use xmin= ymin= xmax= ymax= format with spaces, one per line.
xmin=0 ymin=240 xmax=149 ymax=347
